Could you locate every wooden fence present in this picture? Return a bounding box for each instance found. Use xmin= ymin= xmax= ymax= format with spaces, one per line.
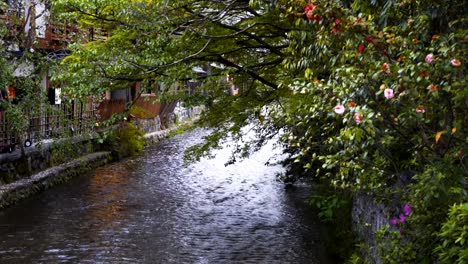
xmin=0 ymin=101 xmax=97 ymax=153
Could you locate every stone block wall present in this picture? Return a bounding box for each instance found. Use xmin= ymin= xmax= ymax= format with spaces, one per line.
xmin=0 ymin=136 xmax=96 ymax=184
xmin=352 ymin=193 xmax=393 ymax=263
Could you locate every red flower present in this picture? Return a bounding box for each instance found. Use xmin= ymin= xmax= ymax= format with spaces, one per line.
xmin=304 ymin=4 xmax=316 ymax=13
xmin=416 ymin=107 xmax=425 ymax=113
xmin=358 ymin=44 xmax=365 ymax=54
xmin=335 ymin=19 xmax=341 ymax=25
xmin=429 ymin=84 xmax=437 ymax=92
xmin=432 ymin=35 xmax=439 ymax=40
xmin=304 ymin=4 xmax=321 ymax=21
xmin=332 ymin=28 xmax=338 ymax=34
xmin=348 ymin=101 xmax=357 ymax=108
xmin=365 ymin=36 xmax=375 ymax=43
xmin=420 ymin=70 xmax=428 ymax=77
xmin=357 ymin=17 xmax=362 ymax=23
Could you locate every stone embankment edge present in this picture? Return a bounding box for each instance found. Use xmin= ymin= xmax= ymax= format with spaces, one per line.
xmin=144 ymin=117 xmax=198 ymax=143
xmin=0 ymin=151 xmax=112 ymax=210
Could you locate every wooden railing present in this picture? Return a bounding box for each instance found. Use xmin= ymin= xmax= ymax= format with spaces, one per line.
xmin=0 ymin=101 xmax=97 ymax=153
xmin=35 ymin=22 xmax=82 ymax=50
xmin=1 ymin=8 xmax=108 ymax=51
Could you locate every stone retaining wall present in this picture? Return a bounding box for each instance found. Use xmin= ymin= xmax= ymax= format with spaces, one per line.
xmin=352 ymin=193 xmax=389 ymax=263
xmin=0 ymin=135 xmax=97 ymax=184
xmin=0 ymin=152 xmax=111 ymax=209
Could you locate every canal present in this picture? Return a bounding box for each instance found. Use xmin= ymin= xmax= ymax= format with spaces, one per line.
xmin=0 ymin=129 xmax=331 ymax=263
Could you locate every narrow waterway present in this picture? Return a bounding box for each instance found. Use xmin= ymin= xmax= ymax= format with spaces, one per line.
xmin=0 ymin=129 xmax=330 ymax=263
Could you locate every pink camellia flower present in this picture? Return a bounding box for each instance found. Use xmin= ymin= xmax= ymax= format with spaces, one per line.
xmin=384 ymin=88 xmax=394 ymax=99
xmin=399 ymin=214 xmax=406 ymax=223
xmin=381 ymin=63 xmax=390 ymax=74
xmin=451 ymin=59 xmax=461 ymax=67
xmin=334 ymin=104 xmax=345 ymax=115
xmin=403 ymin=204 xmax=412 ymax=216
xmin=390 ymin=218 xmax=399 ymax=225
xmin=358 ymin=44 xmax=365 ymax=54
xmin=354 ymin=113 xmax=363 ymax=123
xmin=429 ymin=84 xmax=437 ymax=92
xmin=335 ymin=19 xmax=341 ymax=25
xmin=425 ymin=54 xmax=433 ymax=64
xmin=416 ymin=107 xmax=426 ymax=113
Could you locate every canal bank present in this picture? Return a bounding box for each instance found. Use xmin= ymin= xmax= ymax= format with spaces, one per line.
xmin=0 ymin=107 xmax=202 ymax=210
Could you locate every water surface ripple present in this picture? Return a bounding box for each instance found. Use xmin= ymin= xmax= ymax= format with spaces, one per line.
xmin=0 ymin=129 xmax=330 ymax=263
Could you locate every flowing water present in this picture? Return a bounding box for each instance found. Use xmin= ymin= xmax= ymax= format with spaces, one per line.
xmin=0 ymin=129 xmax=331 ymax=263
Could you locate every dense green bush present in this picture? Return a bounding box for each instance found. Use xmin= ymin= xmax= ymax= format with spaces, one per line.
xmin=102 ymin=122 xmax=145 ymax=160
xmin=435 ymin=203 xmax=468 ymax=264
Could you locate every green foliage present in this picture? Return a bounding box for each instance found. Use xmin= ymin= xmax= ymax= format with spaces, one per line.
xmin=309 ymin=187 xmax=355 ymax=261
xmin=167 ymin=121 xmax=194 ymax=138
xmin=103 ymin=122 xmax=145 ymax=160
xmin=435 ymin=203 xmax=468 ymax=264
xmin=376 ymin=162 xmax=467 ymax=263
xmin=50 ymin=137 xmax=94 ymax=166
xmin=50 ymin=139 xmax=77 ymax=166
xmin=310 ymin=192 xmax=349 ymax=223
xmin=129 ymin=105 xmax=153 ymax=119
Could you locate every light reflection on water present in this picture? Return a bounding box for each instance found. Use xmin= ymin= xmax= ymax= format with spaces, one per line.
xmin=0 ymin=129 xmax=330 ymax=263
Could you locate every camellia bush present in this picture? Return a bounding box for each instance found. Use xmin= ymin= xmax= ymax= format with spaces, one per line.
xmin=272 ymin=0 xmax=467 ymax=262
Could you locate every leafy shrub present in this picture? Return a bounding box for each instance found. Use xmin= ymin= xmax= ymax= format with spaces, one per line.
xmin=435 ymin=203 xmax=468 ymax=264
xmin=103 ymin=122 xmax=145 ymax=160
xmin=309 ymin=187 xmax=355 ymax=261
xmin=130 ymin=105 xmax=154 ymax=119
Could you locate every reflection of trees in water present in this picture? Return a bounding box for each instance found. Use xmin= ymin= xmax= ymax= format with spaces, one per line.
xmin=81 ymin=163 xmax=135 ymax=234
